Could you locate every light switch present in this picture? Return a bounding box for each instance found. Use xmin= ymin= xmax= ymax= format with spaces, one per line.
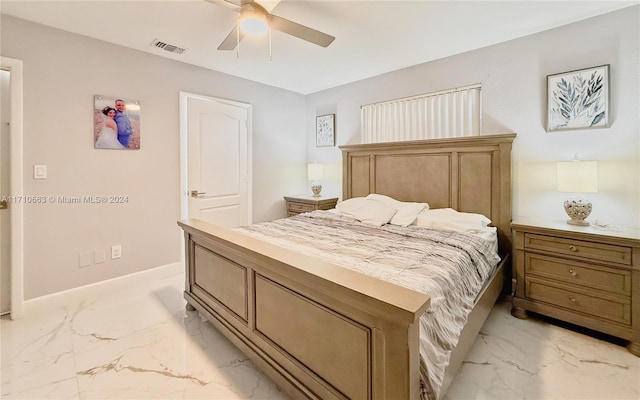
xmin=33 ymin=165 xmax=47 ymax=179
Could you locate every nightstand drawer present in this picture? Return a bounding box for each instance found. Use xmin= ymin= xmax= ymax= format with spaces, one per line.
xmin=524 ymin=233 xmax=632 ymax=265
xmin=525 ymin=253 xmax=631 ymax=296
xmin=284 ymin=196 xmax=338 ymax=218
xmin=287 ymin=202 xmax=315 ymax=213
xmin=526 ymin=278 xmax=631 ymax=325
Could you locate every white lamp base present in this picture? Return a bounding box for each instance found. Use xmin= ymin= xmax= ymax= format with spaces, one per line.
xmin=564 ymin=199 xmax=592 ymax=226
xmin=311 ymin=183 xmax=322 ymax=197
xmin=566 ymin=218 xmax=590 ymax=226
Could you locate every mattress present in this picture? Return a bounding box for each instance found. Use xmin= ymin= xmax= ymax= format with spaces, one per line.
xmin=236 ymin=210 xmax=500 ymax=399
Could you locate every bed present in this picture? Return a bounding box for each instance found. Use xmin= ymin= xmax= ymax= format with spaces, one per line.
xmin=178 ymin=133 xmax=516 ymax=399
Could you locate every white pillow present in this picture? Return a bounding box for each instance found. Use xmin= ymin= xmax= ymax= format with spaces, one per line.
xmin=415 ymin=208 xmax=491 ymax=231
xmin=391 ymin=203 xmax=429 ymax=227
xmin=336 ymin=197 xmax=397 ymax=226
xmin=366 ymin=193 xmax=429 ymax=227
xmin=365 ymin=193 xmax=405 ymax=209
xmin=335 ymin=197 xmax=367 ymax=215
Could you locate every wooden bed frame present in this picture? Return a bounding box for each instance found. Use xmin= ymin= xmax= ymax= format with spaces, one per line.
xmin=178 ymin=133 xmax=515 ymax=399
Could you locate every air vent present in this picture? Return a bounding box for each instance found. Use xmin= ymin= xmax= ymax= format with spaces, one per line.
xmin=151 ymin=39 xmax=187 ymax=55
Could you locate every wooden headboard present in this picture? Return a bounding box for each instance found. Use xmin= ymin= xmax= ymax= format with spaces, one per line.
xmin=340 ymin=133 xmax=516 ymax=256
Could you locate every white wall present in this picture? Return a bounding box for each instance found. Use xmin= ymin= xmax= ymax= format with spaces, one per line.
xmin=3 ymin=6 xmax=639 ymax=300
xmin=1 ymin=15 xmax=307 ymax=299
xmin=306 ymin=6 xmax=640 ymax=229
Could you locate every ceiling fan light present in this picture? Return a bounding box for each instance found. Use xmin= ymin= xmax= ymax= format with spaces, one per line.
xmin=240 ymin=16 xmax=268 ymax=35
xmin=239 ymin=5 xmax=269 ymax=36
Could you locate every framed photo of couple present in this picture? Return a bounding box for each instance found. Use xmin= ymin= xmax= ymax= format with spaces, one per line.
xmin=94 ymin=95 xmax=141 ymax=149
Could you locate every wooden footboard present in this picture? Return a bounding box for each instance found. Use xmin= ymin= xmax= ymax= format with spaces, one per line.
xmin=179 ymin=219 xmax=431 ymax=400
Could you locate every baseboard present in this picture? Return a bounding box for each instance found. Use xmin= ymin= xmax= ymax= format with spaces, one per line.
xmin=23 ymin=262 xmax=183 ymax=315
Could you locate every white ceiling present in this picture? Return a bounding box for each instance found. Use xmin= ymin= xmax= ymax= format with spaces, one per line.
xmin=1 ymin=0 xmax=636 ymax=94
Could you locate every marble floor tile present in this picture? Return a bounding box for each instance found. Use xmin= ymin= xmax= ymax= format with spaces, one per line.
xmin=2 ymin=271 xmax=638 ymax=399
xmin=444 ymin=302 xmax=640 ymax=400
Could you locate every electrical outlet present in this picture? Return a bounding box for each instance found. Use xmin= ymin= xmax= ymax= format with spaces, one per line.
xmin=79 ymin=252 xmax=92 ymax=267
xmin=111 ymin=245 xmax=122 ymax=259
xmin=33 ymin=164 xmax=47 ymax=179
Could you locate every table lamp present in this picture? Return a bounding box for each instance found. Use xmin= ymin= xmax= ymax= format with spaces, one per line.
xmin=307 ymin=162 xmax=324 ymax=197
xmin=556 ymin=160 xmax=598 ymax=226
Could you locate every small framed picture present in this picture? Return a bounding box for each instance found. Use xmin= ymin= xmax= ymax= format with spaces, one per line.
xmin=94 ymin=95 xmax=141 ymax=149
xmin=547 ymin=65 xmax=609 ymax=132
xmin=316 ymin=114 xmax=335 ymax=147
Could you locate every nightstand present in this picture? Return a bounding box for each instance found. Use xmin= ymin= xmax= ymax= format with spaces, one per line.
xmin=511 ymin=218 xmax=640 ymax=356
xmin=283 ymin=195 xmax=338 ymax=217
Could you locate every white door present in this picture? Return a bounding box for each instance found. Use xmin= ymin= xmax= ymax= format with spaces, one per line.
xmin=1 ymin=69 xmax=10 ymax=315
xmin=186 ymin=96 xmax=251 ymax=228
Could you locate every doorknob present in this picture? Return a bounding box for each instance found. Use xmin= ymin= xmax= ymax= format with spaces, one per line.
xmin=0 ymin=200 xmax=7 ymax=210
xmin=190 ymin=190 xmax=207 ymax=197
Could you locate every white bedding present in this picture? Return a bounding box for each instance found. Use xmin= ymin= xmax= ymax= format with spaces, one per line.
xmin=236 ymin=210 xmax=500 ymax=399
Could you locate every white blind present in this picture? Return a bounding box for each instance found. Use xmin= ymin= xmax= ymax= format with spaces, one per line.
xmin=360 ymin=84 xmax=482 ymax=143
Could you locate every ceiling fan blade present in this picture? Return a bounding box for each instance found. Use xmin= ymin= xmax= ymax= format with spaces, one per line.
xmin=206 ymin=0 xmax=280 ymax=11
xmin=203 ymin=0 xmax=241 ymax=11
xmin=269 ymin=14 xmax=335 ymax=48
xmin=217 ymin=26 xmax=244 ymax=50
xmin=255 ymin=0 xmax=281 ymax=13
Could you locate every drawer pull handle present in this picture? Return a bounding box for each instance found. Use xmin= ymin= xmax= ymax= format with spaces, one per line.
xmin=569 ymin=245 xmax=578 ymax=252
xmin=569 ymin=269 xmax=577 ymax=277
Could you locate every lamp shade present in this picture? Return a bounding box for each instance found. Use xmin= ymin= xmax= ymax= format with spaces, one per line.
xmin=307 ymin=163 xmax=324 ymax=181
xmin=557 ymin=160 xmax=598 ymax=193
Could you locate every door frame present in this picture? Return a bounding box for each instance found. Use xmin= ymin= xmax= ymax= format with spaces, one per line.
xmin=178 ymin=91 xmax=253 ymax=229
xmin=1 ymin=56 xmax=24 ymax=319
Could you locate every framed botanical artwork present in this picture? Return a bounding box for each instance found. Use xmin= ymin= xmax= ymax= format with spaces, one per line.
xmin=94 ymin=95 xmax=141 ymax=149
xmin=547 ymin=65 xmax=609 ymax=132
xmin=316 ymin=114 xmax=335 ymax=147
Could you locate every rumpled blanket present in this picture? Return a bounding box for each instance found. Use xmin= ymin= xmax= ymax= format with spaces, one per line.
xmin=236 ymin=211 xmax=500 ymax=399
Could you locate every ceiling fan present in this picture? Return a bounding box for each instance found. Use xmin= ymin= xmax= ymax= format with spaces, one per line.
xmin=205 ymin=0 xmax=335 ymax=51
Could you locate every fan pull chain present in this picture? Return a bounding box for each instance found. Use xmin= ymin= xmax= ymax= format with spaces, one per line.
xmin=268 ymin=25 xmax=272 ymax=61
xmin=236 ymin=20 xmax=240 ymax=58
